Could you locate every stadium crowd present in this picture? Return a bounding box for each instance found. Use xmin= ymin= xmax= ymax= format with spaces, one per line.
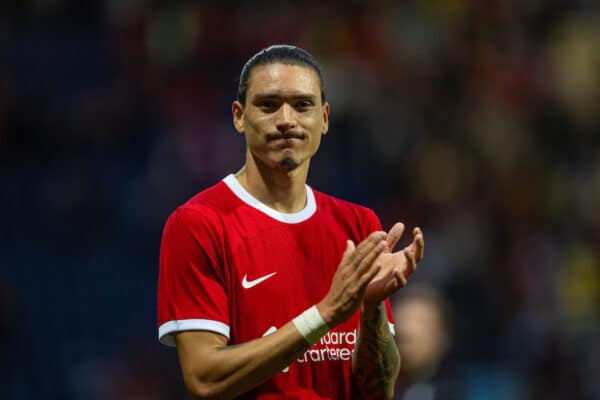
xmin=1 ymin=0 xmax=599 ymax=399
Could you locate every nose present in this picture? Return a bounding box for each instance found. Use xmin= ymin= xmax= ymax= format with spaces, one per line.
xmin=275 ymin=103 xmax=297 ymax=133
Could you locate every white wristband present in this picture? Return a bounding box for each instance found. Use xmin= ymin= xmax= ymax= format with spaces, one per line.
xmin=292 ymin=305 xmax=330 ymax=346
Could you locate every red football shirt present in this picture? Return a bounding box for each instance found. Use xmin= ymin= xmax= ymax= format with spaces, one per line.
xmin=158 ymin=174 xmax=394 ymax=399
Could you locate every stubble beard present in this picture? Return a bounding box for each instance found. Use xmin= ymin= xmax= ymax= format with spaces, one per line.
xmin=278 ymin=156 xmax=299 ymax=172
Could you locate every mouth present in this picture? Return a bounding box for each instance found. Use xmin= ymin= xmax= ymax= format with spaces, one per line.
xmin=266 ymin=132 xmax=306 ymax=142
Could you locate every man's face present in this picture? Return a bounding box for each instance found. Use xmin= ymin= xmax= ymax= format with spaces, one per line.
xmin=232 ymin=63 xmax=329 ymax=172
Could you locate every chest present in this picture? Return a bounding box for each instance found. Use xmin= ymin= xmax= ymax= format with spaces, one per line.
xmin=223 ymin=219 xmax=350 ymax=343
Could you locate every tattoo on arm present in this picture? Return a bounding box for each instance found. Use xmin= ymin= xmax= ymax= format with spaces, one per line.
xmin=352 ymin=303 xmax=400 ymax=400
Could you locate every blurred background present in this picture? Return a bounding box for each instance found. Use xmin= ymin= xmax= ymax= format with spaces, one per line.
xmin=1 ymin=0 xmax=599 ymax=399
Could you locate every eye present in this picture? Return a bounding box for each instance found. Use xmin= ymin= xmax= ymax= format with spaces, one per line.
xmin=294 ymin=100 xmax=313 ymax=111
xmin=257 ymin=100 xmax=279 ymax=112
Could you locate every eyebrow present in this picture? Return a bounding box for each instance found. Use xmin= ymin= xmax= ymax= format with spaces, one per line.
xmin=251 ymin=92 xmax=317 ymax=103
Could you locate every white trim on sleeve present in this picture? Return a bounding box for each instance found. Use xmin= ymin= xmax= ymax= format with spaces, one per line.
xmin=158 ymin=319 xmax=230 ymax=347
xmin=389 ymin=321 xmax=395 ymax=336
xmin=223 ymin=174 xmax=316 ymax=224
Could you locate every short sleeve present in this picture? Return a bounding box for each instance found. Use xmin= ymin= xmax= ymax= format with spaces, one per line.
xmin=157 ymin=207 xmax=230 ymax=347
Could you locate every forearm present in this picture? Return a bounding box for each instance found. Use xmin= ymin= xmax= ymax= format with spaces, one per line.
xmin=176 ymin=322 xmax=311 ymax=400
xmin=352 ymin=302 xmax=400 ymax=400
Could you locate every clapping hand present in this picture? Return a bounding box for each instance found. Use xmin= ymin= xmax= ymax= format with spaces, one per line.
xmin=363 ymin=223 xmax=424 ymax=305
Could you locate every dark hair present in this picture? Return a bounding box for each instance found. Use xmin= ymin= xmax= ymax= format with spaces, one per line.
xmin=237 ymin=44 xmax=326 ymax=105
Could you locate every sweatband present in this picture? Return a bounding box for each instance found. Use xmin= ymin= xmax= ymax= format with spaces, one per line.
xmin=292 ymin=305 xmax=330 ymax=346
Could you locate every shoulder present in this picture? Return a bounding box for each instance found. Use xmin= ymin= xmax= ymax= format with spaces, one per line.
xmin=311 ymin=188 xmax=381 ymax=230
xmin=163 ymin=180 xmax=236 ymax=236
xmin=184 ymin=179 xmax=238 ymax=215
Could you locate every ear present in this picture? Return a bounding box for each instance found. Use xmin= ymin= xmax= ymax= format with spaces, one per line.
xmin=232 ymin=101 xmax=245 ymax=134
xmin=321 ymin=101 xmax=330 ymax=136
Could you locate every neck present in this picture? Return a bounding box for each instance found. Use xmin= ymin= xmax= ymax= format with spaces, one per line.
xmin=236 ymin=153 xmax=310 ymax=213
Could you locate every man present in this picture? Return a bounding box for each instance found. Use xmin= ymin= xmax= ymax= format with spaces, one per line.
xmin=157 ymin=45 xmax=425 ymax=400
xmin=392 ymin=285 xmax=460 ymax=400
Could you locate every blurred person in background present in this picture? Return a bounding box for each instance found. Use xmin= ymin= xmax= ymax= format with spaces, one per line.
xmin=157 ymin=44 xmax=425 ymax=400
xmin=393 ymin=284 xmax=460 ymax=400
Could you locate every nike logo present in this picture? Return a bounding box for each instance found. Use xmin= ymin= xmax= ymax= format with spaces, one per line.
xmin=242 ymin=272 xmax=277 ymax=289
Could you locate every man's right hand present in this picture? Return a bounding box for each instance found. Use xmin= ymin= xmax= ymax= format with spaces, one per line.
xmin=316 ymin=231 xmax=388 ymax=328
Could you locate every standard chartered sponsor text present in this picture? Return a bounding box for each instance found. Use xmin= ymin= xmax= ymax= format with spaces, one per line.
xmin=263 ymin=327 xmax=357 ymax=371
xmin=297 ymin=329 xmax=357 ymax=363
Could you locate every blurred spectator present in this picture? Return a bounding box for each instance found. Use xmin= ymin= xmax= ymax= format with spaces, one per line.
xmin=392 ymin=284 xmax=459 ymax=400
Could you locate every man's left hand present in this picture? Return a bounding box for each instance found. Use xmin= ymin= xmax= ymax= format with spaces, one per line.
xmin=363 ymin=223 xmax=424 ymax=306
